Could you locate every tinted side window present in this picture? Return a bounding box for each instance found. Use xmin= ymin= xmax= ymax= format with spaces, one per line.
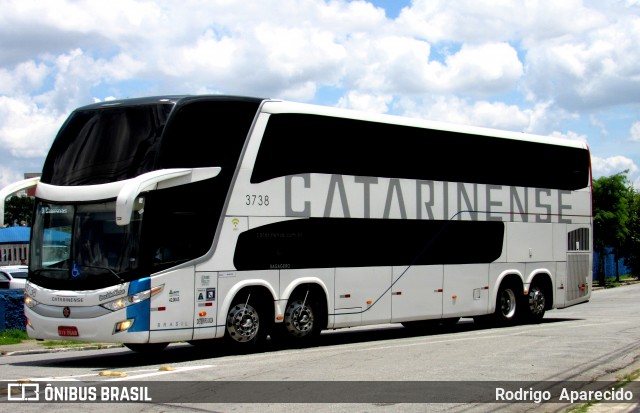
xmin=251 ymin=114 xmax=590 ymax=190
xmin=234 ymin=218 xmax=504 ymax=270
xmin=140 ymin=179 xmax=225 ymax=272
xmin=158 ymin=99 xmax=260 ymax=171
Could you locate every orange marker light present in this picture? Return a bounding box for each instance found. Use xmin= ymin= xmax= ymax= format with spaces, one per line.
xmin=199 ymin=311 xmax=207 ymax=317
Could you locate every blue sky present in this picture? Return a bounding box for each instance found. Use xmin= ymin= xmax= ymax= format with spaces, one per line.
xmin=1 ymin=0 xmax=639 ymax=188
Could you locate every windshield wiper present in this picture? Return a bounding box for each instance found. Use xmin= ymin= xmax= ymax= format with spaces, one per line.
xmin=81 ymin=265 xmax=125 ymax=284
xmin=29 ymin=268 xmax=66 ymax=278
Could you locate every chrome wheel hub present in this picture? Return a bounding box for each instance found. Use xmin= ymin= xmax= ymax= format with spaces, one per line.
xmin=227 ymin=303 xmax=259 ymax=342
xmin=285 ymin=300 xmax=314 ymax=337
xmin=500 ymin=288 xmax=517 ymax=319
xmin=528 ymin=288 xmax=545 ymax=314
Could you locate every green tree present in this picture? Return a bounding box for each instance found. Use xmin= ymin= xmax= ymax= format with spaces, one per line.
xmin=620 ymin=186 xmax=640 ymax=277
xmin=3 ymin=195 xmax=34 ymax=227
xmin=592 ymin=173 xmax=630 ymax=285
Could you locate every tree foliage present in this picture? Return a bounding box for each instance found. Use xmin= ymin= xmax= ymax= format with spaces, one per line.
xmin=592 ymin=172 xmax=634 ymax=283
xmin=3 ymin=195 xmax=34 ymax=227
xmin=621 ymin=186 xmax=640 ymax=276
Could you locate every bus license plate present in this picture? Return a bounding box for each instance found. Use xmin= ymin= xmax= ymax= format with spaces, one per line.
xmin=58 ymin=326 xmax=79 ymax=337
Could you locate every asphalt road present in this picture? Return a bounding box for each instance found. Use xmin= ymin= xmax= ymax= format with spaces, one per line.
xmin=1 ymin=284 xmax=640 ymax=413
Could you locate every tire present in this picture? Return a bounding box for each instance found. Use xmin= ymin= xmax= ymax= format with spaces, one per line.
xmin=273 ymin=292 xmax=324 ymax=345
xmin=494 ymin=282 xmax=521 ymax=325
xmin=525 ymin=283 xmax=546 ymax=323
xmin=124 ymin=342 xmax=168 ymax=353
xmin=225 ymin=293 xmax=268 ymax=346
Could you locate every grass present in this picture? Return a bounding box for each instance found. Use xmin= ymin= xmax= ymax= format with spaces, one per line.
xmin=620 ymin=369 xmax=640 ymax=382
xmin=564 ymin=402 xmax=595 ymax=413
xmin=563 ymin=367 xmax=640 ymax=413
xmin=38 ymin=340 xmax=90 ymax=347
xmin=0 ymin=329 xmax=29 ymax=345
xmin=599 ymin=274 xmax=639 ymax=288
xmin=0 ymin=329 xmax=118 ymax=348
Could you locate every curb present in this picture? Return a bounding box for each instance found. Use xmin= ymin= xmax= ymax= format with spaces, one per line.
xmin=591 ymin=279 xmax=640 ymax=291
xmin=1 ymin=344 xmax=123 ymax=357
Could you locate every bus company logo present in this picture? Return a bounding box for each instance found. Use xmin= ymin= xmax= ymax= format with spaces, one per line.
xmin=99 ymin=288 xmax=126 ymax=301
xmin=62 ymin=306 xmax=71 ymax=318
xmin=7 ymin=383 xmax=40 ymax=401
xmin=40 ymin=206 xmax=68 ymax=215
xmin=52 ymin=296 xmax=83 ymax=303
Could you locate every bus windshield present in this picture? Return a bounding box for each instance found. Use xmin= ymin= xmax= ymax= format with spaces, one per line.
xmin=29 ymin=199 xmax=145 ymax=289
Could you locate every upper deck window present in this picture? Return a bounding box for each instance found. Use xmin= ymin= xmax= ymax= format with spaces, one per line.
xmin=42 ymin=104 xmax=174 ymax=185
xmin=251 ymin=113 xmax=591 ymax=191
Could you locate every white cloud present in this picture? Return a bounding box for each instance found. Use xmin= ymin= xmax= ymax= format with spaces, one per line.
xmin=591 ymin=155 xmax=638 ymax=178
xmin=396 ymin=0 xmax=606 ymax=44
xmin=0 ymin=166 xmax=25 ymax=189
xmin=523 ymin=9 xmax=640 ymax=110
xmin=397 ymin=0 xmax=640 ymax=111
xmin=549 ymin=130 xmax=589 ymax=144
xmin=337 ymin=91 xmax=393 ymax=113
xmin=423 ymin=43 xmax=523 ymax=95
xmin=342 ymin=38 xmax=522 ymax=96
xmin=629 ymin=121 xmax=640 ymax=142
xmin=396 ymin=0 xmax=524 ymax=43
xmin=394 ymin=96 xmax=561 ymax=134
xmin=0 ymin=60 xmax=50 ymax=95
xmin=0 ymin=96 xmax=66 ymax=158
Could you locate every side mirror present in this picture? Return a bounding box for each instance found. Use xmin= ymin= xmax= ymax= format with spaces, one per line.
xmin=0 ymin=177 xmax=40 ymax=226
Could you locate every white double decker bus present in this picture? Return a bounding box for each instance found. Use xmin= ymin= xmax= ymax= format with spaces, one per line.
xmin=9 ymin=96 xmax=592 ymax=352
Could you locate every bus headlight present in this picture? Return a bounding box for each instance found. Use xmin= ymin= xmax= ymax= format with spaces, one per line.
xmin=100 ymin=285 xmax=163 ymax=312
xmin=25 ymin=295 xmax=40 ymax=308
xmin=114 ymin=319 xmax=135 ymax=333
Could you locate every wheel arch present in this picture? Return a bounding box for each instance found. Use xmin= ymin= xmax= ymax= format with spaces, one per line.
xmin=489 ymin=270 xmax=525 ymax=314
xmin=282 ymin=277 xmax=330 ymax=303
xmin=526 ymin=271 xmax=554 ymax=310
xmin=220 ymin=280 xmax=277 ymax=327
xmin=281 ymin=278 xmax=330 ymax=330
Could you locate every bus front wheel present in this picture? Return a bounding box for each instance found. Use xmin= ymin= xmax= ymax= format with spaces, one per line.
xmin=225 ymin=294 xmax=268 ymax=346
xmin=495 ymin=283 xmax=520 ymax=325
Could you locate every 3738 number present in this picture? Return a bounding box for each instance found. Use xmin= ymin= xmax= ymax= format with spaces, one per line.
xmin=245 ymin=195 xmax=270 ymax=206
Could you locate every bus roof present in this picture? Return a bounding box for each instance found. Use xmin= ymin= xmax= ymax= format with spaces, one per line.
xmin=74 ymin=95 xmax=265 ymax=111
xmin=74 ymin=95 xmax=586 ymax=151
xmin=261 ymin=99 xmax=588 ymax=150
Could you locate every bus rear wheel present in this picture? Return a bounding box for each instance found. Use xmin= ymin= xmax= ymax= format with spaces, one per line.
xmin=525 ymin=283 xmax=546 ymax=323
xmin=284 ymin=298 xmax=318 ymax=338
xmin=272 ymin=291 xmax=324 ymax=345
